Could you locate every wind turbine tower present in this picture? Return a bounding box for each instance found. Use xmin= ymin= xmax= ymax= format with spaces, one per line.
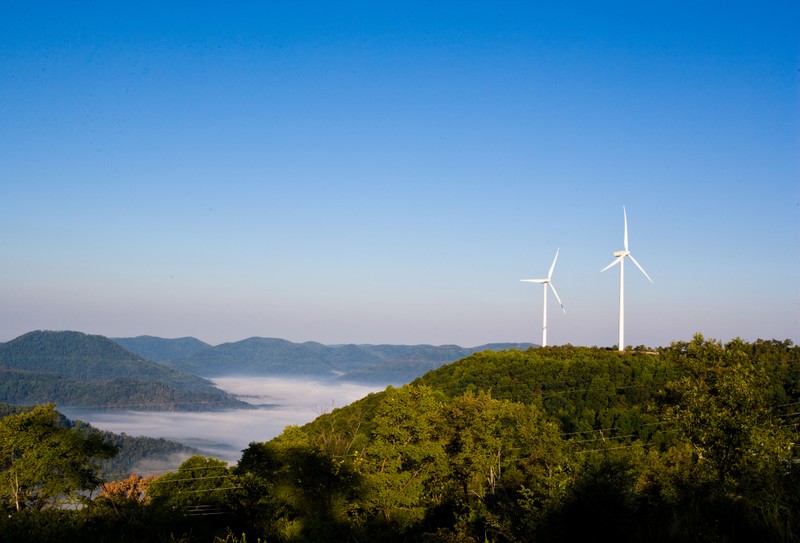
xmin=522 ymin=249 xmax=565 ymax=347
xmin=601 ymin=206 xmax=653 ymax=351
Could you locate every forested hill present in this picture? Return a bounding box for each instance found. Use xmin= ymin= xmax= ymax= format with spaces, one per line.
xmin=0 ymin=331 xmax=249 ymax=410
xmin=113 ymin=335 xmax=213 ymax=362
xmin=1 ymin=331 xmax=203 ymax=384
xmin=413 ymin=345 xmax=675 ymax=433
xmin=409 ymin=339 xmax=800 ymax=435
xmin=244 ymin=336 xmax=799 ymax=542
xmin=301 ymin=344 xmax=696 ymax=452
xmin=115 ymin=335 xmax=534 ymax=382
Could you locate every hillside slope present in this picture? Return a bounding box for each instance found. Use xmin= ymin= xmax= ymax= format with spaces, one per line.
xmin=0 ymin=331 xmax=249 ymax=410
xmin=245 ymin=338 xmax=800 ymax=542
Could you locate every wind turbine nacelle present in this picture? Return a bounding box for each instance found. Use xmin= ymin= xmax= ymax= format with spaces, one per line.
xmin=613 ymin=250 xmax=626 ymax=257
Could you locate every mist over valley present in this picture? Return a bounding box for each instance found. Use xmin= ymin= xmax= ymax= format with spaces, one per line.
xmin=1 ymin=330 xmax=535 ymax=471
xmin=63 ymin=376 xmax=394 ymax=464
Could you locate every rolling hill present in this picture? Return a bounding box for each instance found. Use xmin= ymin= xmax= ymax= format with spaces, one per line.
xmin=115 ymin=336 xmax=536 ymax=383
xmin=245 ymin=337 xmax=800 ymax=542
xmin=113 ymin=335 xmax=213 ymax=362
xmin=0 ymin=331 xmax=249 ymax=410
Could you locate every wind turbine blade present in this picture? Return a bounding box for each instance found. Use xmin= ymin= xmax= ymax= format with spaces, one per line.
xmin=627 ymin=254 xmax=653 ymax=283
xmin=549 ymin=282 xmax=565 ymax=313
xmin=547 ymin=248 xmax=560 ymax=280
xmin=521 ymin=279 xmax=547 ymax=283
xmin=601 ymin=255 xmax=624 ymax=273
xmin=623 ymin=206 xmax=629 ymax=252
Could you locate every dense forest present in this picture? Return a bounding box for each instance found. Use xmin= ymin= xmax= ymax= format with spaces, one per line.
xmin=1 ymin=335 xmax=798 ymax=542
xmin=0 ymin=331 xmax=249 ymax=410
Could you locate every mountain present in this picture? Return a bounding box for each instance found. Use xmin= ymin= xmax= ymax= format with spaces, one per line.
xmin=0 ymin=331 xmax=250 ymax=410
xmin=166 ymin=337 xmax=350 ymax=376
xmin=113 ymin=335 xmax=212 ymax=362
xmin=115 ymin=336 xmax=535 ymax=383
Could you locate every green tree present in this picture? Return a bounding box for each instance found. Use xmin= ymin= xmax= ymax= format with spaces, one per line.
xmin=235 ymin=425 xmax=362 ymax=541
xmin=360 ymin=385 xmax=447 ymax=531
xmin=663 ymin=336 xmax=795 ymax=491
xmin=0 ymin=404 xmax=116 ymax=511
xmin=437 ymin=391 xmax=571 ymax=542
xmin=643 ymin=335 xmax=800 ymax=539
xmin=147 ymin=455 xmax=234 ymax=511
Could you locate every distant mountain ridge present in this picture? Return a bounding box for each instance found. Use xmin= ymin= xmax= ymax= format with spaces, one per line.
xmin=114 ymin=335 xmax=536 ymax=383
xmin=0 ymin=331 xmax=249 ymax=410
xmin=113 ymin=335 xmax=212 ymax=362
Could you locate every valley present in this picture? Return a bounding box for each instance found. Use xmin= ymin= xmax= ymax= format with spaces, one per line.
xmin=61 ymin=376 xmax=384 ymax=466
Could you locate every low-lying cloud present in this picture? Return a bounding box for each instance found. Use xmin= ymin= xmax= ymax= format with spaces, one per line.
xmin=62 ymin=377 xmax=385 ymax=465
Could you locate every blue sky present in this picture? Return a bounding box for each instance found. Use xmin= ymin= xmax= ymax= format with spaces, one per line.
xmin=0 ymin=2 xmax=797 ymax=348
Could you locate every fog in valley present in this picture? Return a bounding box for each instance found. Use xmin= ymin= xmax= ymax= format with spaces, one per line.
xmin=62 ymin=377 xmax=385 ymax=467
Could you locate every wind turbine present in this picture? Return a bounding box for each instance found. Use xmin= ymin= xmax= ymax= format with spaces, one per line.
xmin=521 ymin=249 xmax=565 ymax=347
xmin=601 ymin=206 xmax=653 ymax=351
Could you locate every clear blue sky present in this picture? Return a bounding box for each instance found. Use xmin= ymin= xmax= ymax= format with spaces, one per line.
xmin=1 ymin=2 xmax=797 ymax=348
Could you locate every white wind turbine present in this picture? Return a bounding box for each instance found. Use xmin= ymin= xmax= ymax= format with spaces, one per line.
xmin=521 ymin=249 xmax=565 ymax=347
xmin=601 ymin=206 xmax=653 ymax=351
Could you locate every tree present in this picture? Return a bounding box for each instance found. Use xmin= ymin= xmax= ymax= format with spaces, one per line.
xmin=236 ymin=426 xmax=362 ymax=541
xmin=436 ymin=391 xmax=571 ymax=541
xmin=100 ymin=473 xmax=155 ymax=503
xmin=361 ymin=385 xmax=447 ymax=531
xmin=0 ymin=404 xmax=117 ymax=511
xmin=147 ymin=455 xmax=234 ymax=511
xmin=644 ymin=335 xmax=800 ymax=539
xmin=662 ymin=336 xmax=795 ymax=491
